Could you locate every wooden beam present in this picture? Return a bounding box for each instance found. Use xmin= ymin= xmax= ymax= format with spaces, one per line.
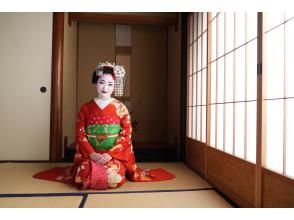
xmin=68 ymin=12 xmax=177 ymax=27
xmin=50 ymin=12 xmax=64 ymax=162
xmin=180 ymin=13 xmax=188 ymax=161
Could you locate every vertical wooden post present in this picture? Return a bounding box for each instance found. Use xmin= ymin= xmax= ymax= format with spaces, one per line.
xmin=50 ymin=12 xmax=64 ymax=162
xmin=205 ymin=13 xmax=212 ymax=178
xmin=180 ymin=12 xmax=188 ymax=161
xmin=255 ymin=12 xmax=263 ymax=208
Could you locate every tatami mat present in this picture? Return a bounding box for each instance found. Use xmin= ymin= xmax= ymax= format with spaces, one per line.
xmin=0 ymin=196 xmax=83 ymax=208
xmin=0 ymin=162 xmax=234 ymax=208
xmin=0 ymin=162 xmax=212 ymax=194
xmin=85 ymin=190 xmax=232 ymax=208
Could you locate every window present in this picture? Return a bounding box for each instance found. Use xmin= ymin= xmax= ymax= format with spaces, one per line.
xmin=187 ymin=12 xmax=208 ymax=142
xmin=263 ymin=13 xmax=294 ymax=178
xmin=209 ymin=12 xmax=257 ymax=162
xmin=187 ymin=12 xmax=294 ymax=179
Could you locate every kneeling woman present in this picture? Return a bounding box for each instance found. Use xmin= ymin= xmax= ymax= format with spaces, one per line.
xmin=34 ymin=62 xmax=175 ymax=190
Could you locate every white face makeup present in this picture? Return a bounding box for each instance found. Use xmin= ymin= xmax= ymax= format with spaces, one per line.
xmin=96 ymin=74 xmax=115 ymax=100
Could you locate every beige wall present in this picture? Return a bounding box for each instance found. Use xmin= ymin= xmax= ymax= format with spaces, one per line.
xmin=77 ymin=21 xmax=169 ymax=143
xmin=62 ymin=13 xmax=78 ymax=150
xmin=131 ymin=25 xmax=167 ymax=142
xmin=71 ymin=13 xmax=180 ymax=148
xmin=166 ymin=15 xmax=181 ymax=150
xmin=77 ymin=22 xmax=115 ymax=111
xmin=0 ymin=13 xmax=52 ymax=160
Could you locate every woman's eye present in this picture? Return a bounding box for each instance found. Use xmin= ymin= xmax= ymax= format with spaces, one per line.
xmin=108 ymin=84 xmax=113 ymax=87
xmin=99 ymin=81 xmax=105 ymax=84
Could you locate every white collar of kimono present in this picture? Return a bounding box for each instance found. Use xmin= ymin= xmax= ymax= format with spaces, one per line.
xmin=94 ymin=97 xmax=113 ymax=110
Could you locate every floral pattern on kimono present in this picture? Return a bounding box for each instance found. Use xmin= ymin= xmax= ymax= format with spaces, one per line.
xmin=33 ymin=99 xmax=175 ymax=190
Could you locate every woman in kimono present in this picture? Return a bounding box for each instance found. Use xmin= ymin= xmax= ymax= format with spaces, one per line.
xmin=34 ymin=62 xmax=175 ymax=190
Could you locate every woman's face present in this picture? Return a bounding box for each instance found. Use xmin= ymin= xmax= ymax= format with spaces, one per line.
xmin=96 ymin=74 xmax=114 ymax=99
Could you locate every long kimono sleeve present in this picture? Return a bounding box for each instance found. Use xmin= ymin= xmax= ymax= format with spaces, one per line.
xmin=76 ymin=105 xmax=95 ymax=157
xmin=108 ymin=104 xmax=132 ymax=162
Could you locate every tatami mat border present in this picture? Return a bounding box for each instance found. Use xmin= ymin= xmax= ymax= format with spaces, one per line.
xmin=0 ymin=187 xmax=214 ymax=198
xmin=79 ymin=194 xmax=88 ymax=208
xmin=0 ymin=193 xmax=88 ymax=208
xmin=0 ymin=187 xmax=214 ymax=208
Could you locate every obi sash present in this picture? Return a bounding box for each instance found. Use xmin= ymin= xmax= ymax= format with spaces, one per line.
xmin=86 ymin=124 xmax=121 ymax=150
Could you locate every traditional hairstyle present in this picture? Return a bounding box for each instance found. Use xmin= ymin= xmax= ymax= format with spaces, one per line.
xmin=92 ymin=62 xmax=125 ymax=84
xmin=92 ymin=61 xmax=126 ymax=96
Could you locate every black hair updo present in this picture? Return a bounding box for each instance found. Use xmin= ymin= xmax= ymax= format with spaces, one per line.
xmin=91 ymin=66 xmax=114 ymax=84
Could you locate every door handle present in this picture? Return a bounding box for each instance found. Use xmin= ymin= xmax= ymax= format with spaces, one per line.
xmin=40 ymin=86 xmax=47 ymax=93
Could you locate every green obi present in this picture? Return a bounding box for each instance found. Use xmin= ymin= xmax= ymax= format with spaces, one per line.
xmin=86 ymin=124 xmax=121 ymax=150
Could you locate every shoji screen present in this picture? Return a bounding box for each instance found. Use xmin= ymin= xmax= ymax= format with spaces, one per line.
xmin=209 ymin=13 xmax=257 ymax=163
xmin=187 ymin=12 xmax=208 ymax=142
xmin=187 ymin=13 xmax=193 ymax=138
xmin=263 ymin=13 xmax=294 ymax=178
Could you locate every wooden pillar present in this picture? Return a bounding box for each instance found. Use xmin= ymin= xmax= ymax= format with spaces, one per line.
xmin=255 ymin=12 xmax=263 ymax=207
xmin=180 ymin=13 xmax=188 ymax=161
xmin=50 ymin=12 xmax=64 ymax=162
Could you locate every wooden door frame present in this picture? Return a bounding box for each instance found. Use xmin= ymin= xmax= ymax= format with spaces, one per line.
xmin=68 ymin=12 xmax=178 ymax=28
xmin=50 ymin=12 xmax=64 ymax=162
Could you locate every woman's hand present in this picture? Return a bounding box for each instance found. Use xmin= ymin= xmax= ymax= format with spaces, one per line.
xmin=97 ymin=153 xmax=112 ymax=164
xmin=90 ymin=152 xmax=102 ymax=162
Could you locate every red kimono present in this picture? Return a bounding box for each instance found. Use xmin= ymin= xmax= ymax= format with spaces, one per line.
xmin=34 ymin=99 xmax=175 ymax=189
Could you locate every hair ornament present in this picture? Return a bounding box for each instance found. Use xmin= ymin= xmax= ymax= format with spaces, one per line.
xmin=96 ymin=61 xmax=126 ymax=79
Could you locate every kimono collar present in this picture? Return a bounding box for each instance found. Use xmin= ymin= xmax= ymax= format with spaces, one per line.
xmin=94 ymin=97 xmax=113 ymax=110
